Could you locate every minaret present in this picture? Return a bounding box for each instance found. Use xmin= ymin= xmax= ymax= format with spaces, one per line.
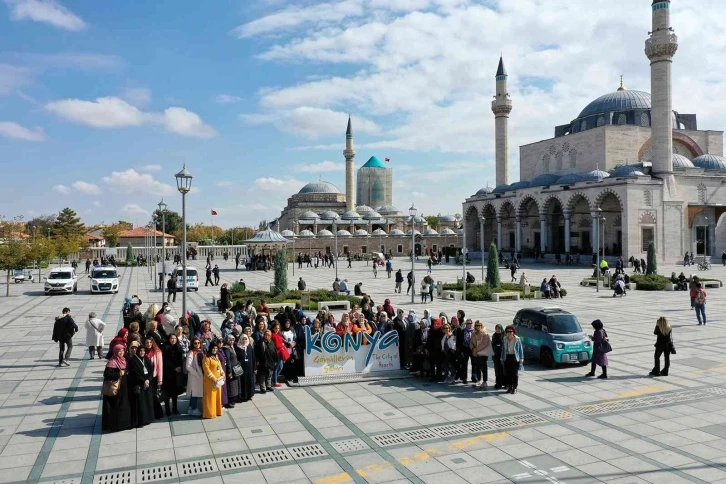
xmin=645 ymin=0 xmax=678 ymax=191
xmin=491 ymin=56 xmax=512 ymax=186
xmin=343 ymin=116 xmax=356 ymax=211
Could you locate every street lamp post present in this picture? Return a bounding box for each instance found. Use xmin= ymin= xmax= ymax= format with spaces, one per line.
xmin=462 ymin=220 xmax=467 ymax=300
xmin=159 ymin=198 xmax=167 ymax=302
xmin=292 ymin=220 xmax=297 ymax=277
xmin=333 ymin=220 xmax=338 ymax=280
xmin=703 ymin=216 xmax=709 ymax=259
xmin=409 ymin=204 xmax=417 ymax=304
xmin=480 ymin=215 xmax=485 ymax=282
xmin=175 ymin=164 xmax=193 ymax=318
xmin=596 ymin=207 xmax=602 ymax=293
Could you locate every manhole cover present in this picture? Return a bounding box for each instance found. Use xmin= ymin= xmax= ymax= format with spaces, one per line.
xmin=402 ymin=428 xmax=438 ymax=442
xmin=216 ymin=454 xmax=255 ymax=471
xmin=137 ymin=465 xmax=176 ymax=483
xmin=254 ymin=449 xmax=293 ymax=466
xmin=94 ymin=471 xmax=134 ymax=484
xmin=371 ymin=433 xmax=409 ymax=447
xmin=330 ymin=438 xmax=369 ymax=453
xmin=289 ymin=444 xmax=328 ymax=459
xmin=430 ymin=424 xmax=468 ymax=438
xmin=177 ymin=459 xmax=217 ymax=477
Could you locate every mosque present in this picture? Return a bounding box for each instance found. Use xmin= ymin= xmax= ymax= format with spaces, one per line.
xmin=277 ymin=119 xmax=461 ymax=257
xmin=463 ymin=0 xmax=726 ymax=262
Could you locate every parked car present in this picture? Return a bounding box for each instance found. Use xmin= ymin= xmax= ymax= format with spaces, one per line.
xmin=44 ymin=266 xmax=77 ymax=295
xmin=89 ymin=266 xmax=119 ymax=294
xmin=512 ymin=307 xmax=592 ymax=368
xmin=173 ymin=266 xmax=199 ymax=291
xmin=13 ymin=269 xmax=34 ymax=283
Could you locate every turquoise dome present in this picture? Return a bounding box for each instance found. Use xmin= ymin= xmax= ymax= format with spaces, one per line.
xmin=508 ymin=181 xmax=531 ymax=190
xmin=609 ymin=165 xmax=645 ymax=177
xmin=362 ymin=156 xmax=387 ymax=168
xmin=556 ymin=173 xmax=583 ymax=184
xmin=491 ymin=184 xmax=510 ymax=194
xmin=529 ymin=174 xmax=561 ymax=187
xmin=692 ymin=154 xmax=726 ymax=171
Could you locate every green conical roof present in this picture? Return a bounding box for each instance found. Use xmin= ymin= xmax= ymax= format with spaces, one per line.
xmin=362 ymin=156 xmax=386 ymax=168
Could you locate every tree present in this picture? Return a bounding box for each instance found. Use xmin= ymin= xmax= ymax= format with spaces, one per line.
xmin=27 ymin=235 xmax=55 ymax=282
xmin=102 ymin=224 xmax=123 ymax=248
xmin=646 ymin=242 xmax=657 ymax=275
xmin=152 ymin=209 xmax=182 ymax=235
xmin=424 ymin=215 xmax=441 ymax=231
xmin=0 ymin=238 xmax=31 ymax=296
xmin=54 ymin=235 xmax=83 ymax=263
xmin=52 ymin=208 xmax=85 ymax=238
xmin=125 ymin=243 xmax=135 ymax=265
xmin=218 ymin=227 xmax=256 ymax=245
xmin=117 ymin=221 xmax=133 ymax=230
xmin=25 ymin=214 xmax=57 ymax=237
xmin=273 ymin=248 xmax=288 ymax=295
xmin=486 ymin=242 xmax=501 ymax=288
xmin=258 ymin=220 xmax=268 ymax=230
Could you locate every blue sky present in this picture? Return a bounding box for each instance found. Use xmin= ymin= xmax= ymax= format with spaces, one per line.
xmin=1 ymin=0 xmax=725 ymax=228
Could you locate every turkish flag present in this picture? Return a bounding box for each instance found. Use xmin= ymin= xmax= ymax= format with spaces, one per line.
xmin=211 ymin=210 xmax=218 ymax=216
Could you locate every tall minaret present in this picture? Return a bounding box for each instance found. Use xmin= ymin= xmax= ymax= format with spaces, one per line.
xmin=343 ymin=116 xmax=356 ymax=211
xmin=645 ymin=0 xmax=678 ymax=191
xmin=491 ymin=56 xmax=512 ymax=186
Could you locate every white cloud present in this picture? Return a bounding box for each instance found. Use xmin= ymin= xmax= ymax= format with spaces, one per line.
xmin=45 ymin=96 xmax=217 ymax=138
xmin=138 ymin=164 xmax=162 ymax=172
xmin=292 ymin=160 xmax=344 ymax=173
xmin=71 ymin=180 xmax=101 ymax=195
xmin=0 ymin=121 xmax=45 ymax=141
xmin=241 ymin=107 xmax=379 ymax=139
xmin=120 ymin=203 xmax=150 ymax=217
xmin=52 ymin=184 xmax=70 ymax=194
xmin=214 ymin=94 xmax=242 ymax=104
xmin=102 ymin=169 xmax=176 ymax=196
xmin=254 ymin=176 xmax=305 ymax=192
xmin=0 ymin=64 xmax=29 ymax=95
xmin=4 ymin=0 xmax=86 ymax=31
xmin=120 ymin=87 xmax=152 ymax=107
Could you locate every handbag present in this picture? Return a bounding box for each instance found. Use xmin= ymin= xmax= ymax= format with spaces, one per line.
xmin=231 ymin=363 xmax=244 ymax=378
xmin=598 ymin=339 xmax=613 ymax=354
xmin=213 ymin=376 xmax=225 ymax=388
xmin=101 ymin=379 xmax=120 ymax=396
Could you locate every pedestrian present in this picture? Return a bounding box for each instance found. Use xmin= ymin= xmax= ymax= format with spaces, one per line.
xmin=162 ymin=333 xmax=184 ymax=416
xmin=650 ymin=317 xmax=674 ymax=377
xmin=222 ymin=335 xmax=241 ymax=408
xmin=406 ymin=270 xmax=414 ymax=295
xmin=85 ymin=311 xmax=105 ymax=360
xmin=205 ymin=266 xmax=213 ymax=286
xmin=298 ymin=277 xmax=306 ymax=291
xmin=235 ymin=334 xmax=256 ymax=402
xmin=586 ymin=320 xmax=609 ymax=379
xmin=427 ymin=258 xmax=432 ymax=274
xmin=491 ymin=324 xmax=504 ymax=389
xmin=128 ymin=343 xmax=154 ymax=428
xmin=441 ymin=323 xmax=457 ymax=383
xmin=428 ymin=279 xmax=435 ymax=301
xmin=255 ymin=330 xmax=278 ymax=393
xmin=167 ymin=276 xmax=177 ymax=303
xmin=395 ymin=269 xmax=403 ymax=293
xmin=386 ymin=259 xmax=393 ymax=278
xmin=202 ymin=344 xmax=225 ymax=419
xmin=459 ymin=319 xmax=474 ymax=384
xmin=101 ymin=344 xmax=132 ymax=432
xmin=510 ymin=263 xmax=517 ymax=282
xmin=52 ymin=307 xmax=78 ymax=367
xmin=722 ymin=251 xmax=726 ymax=266
xmin=470 ymin=321 xmax=493 ymax=389
xmin=373 ymin=263 xmax=377 ymax=278
xmin=212 ymin=265 xmax=220 ymax=285
xmin=501 ymin=325 xmax=523 ymax=394
xmin=185 ymin=337 xmax=204 ymax=416
xmin=143 ymin=337 xmax=164 ymax=419
xmin=692 ymin=281 xmax=707 ymax=325
xmin=220 ymin=283 xmax=232 ymax=312
xmin=347 ymin=254 xmax=352 ymax=268
xmin=420 ymin=278 xmax=429 ymax=303
xmin=688 ymin=275 xmax=699 ymax=309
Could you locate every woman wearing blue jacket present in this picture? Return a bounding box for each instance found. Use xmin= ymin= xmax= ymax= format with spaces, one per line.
xmin=501 ymin=325 xmax=524 ymax=394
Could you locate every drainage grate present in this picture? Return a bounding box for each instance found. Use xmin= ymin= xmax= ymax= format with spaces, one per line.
xmin=289 ymin=444 xmax=328 ymax=460
xmin=330 ymin=438 xmax=369 ymax=453
xmin=94 ymin=472 xmax=135 ymax=484
xmin=516 ymin=414 xmax=548 ymax=425
xmin=254 ymin=449 xmax=294 ymax=466
xmin=542 ymin=409 xmax=577 ymax=420
xmin=703 ymin=387 xmax=726 ymax=396
xmin=430 ymin=424 xmax=468 ymax=438
xmin=50 ymin=480 xmax=82 ymax=484
xmin=458 ymin=421 xmax=495 ymax=433
xmin=216 ymin=454 xmax=256 ymax=471
xmin=486 ymin=417 xmax=519 ymax=429
xmin=137 ymin=465 xmax=177 ymax=483
xmin=402 ymin=428 xmax=439 ymax=442
xmin=573 ymin=389 xmax=712 ymax=415
xmin=371 ymin=432 xmax=410 ymax=447
xmin=177 ymin=459 xmax=217 ymax=478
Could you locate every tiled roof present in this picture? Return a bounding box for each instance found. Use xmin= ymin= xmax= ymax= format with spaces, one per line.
xmin=119 ymin=227 xmax=174 ymax=238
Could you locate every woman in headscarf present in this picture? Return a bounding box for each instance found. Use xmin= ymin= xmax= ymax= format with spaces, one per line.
xmin=351 ymin=316 xmax=373 ymax=345
xmin=220 ymin=283 xmax=232 ymax=312
xmin=413 ymin=318 xmax=429 ymax=376
xmin=586 ymin=320 xmax=609 ymax=379
xmin=162 ymin=333 xmax=184 ymax=416
xmin=426 ymin=318 xmax=445 ymax=382
xmin=102 ymin=344 xmax=131 ymax=432
xmin=335 ymin=313 xmax=352 ymax=337
xmin=106 ymin=328 xmax=128 ymax=358
xmin=383 ymin=299 xmax=395 ymax=318
xmin=160 ymin=306 xmax=176 ymax=337
xmin=441 ymin=323 xmax=457 ymax=383
xmin=324 ymin=313 xmax=337 ymax=332
xmin=470 ymin=321 xmax=493 ymax=389
xmin=215 ymin=339 xmax=229 ymax=408
xmin=202 ymin=343 xmax=224 ymax=419
xmin=281 ymin=319 xmax=299 ymax=379
xmin=491 ymin=324 xmax=505 ymax=390
xmin=255 ymin=330 xmax=278 ymax=393
xmin=222 ymin=335 xmax=241 ymax=407
xmin=185 ymin=337 xmax=204 ymax=416
xmin=128 ymin=343 xmax=154 ymax=428
xmin=143 ymin=337 xmax=164 ymax=419
xmin=221 ymin=312 xmax=236 ymax=341
xmin=406 ymin=310 xmax=419 ymax=368
xmin=650 ymin=316 xmax=674 ymax=377
xmin=235 ymin=334 xmax=256 ymax=402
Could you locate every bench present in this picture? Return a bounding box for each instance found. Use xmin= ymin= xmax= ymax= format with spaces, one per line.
xmin=581 ymin=279 xmax=598 ymax=287
xmin=703 ymin=281 xmax=721 ymax=289
xmin=318 ymin=300 xmax=351 ymax=311
xmin=491 ymin=292 xmax=520 ymax=302
xmin=441 ymin=290 xmax=463 ymax=301
xmin=533 ymin=290 xmax=543 ymax=299
xmin=267 ymin=302 xmax=294 ymax=311
xmin=626 ymin=283 xmax=637 ymax=291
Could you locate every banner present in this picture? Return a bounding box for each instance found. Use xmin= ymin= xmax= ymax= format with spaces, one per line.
xmin=303 ymin=327 xmax=400 ymax=376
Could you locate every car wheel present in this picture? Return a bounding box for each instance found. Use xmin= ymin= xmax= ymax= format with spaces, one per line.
xmin=579 ymin=359 xmax=591 ymax=366
xmin=541 ymin=347 xmax=557 ymax=369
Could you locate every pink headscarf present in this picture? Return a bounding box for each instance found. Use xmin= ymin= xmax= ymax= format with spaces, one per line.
xmin=106 ymin=344 xmax=127 ymax=370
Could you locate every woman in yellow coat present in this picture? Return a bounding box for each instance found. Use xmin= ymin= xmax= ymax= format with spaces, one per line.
xmin=202 ymin=344 xmax=224 ymax=419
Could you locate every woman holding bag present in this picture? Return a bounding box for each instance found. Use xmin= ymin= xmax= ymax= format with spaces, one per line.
xmin=470 ymin=321 xmax=493 ymax=389
xmin=586 ymin=320 xmax=610 ymax=379
xmin=202 ymin=344 xmax=225 ymax=419
xmin=650 ymin=317 xmax=674 ymax=377
xmin=222 ymin=335 xmax=241 ymax=408
xmin=101 ymin=344 xmax=131 ymax=432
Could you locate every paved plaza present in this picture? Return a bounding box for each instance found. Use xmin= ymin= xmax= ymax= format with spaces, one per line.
xmin=0 ymin=257 xmax=725 ymax=484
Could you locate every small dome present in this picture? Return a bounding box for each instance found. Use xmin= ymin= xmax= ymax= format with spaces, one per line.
xmin=298 ymin=181 xmax=341 ymax=194
xmin=491 ymin=184 xmax=510 ymax=194
xmin=280 ymin=230 xmax=294 ymax=237
xmin=556 ymin=173 xmax=583 ymax=185
xmin=356 ymin=205 xmax=374 ymax=213
xmin=298 ymin=229 xmax=315 ymax=237
xmin=376 ymin=205 xmax=401 ymax=215
xmin=341 ymin=210 xmax=361 ymax=220
xmin=672 ymin=154 xmax=695 ymax=169
xmin=692 ymin=154 xmax=726 ymax=171
xmin=361 ymin=156 xmax=387 ymax=169
xmin=440 ymin=228 xmax=456 ymax=235
xmin=317 ymin=229 xmax=334 ymax=237
xmin=579 ymin=169 xmax=611 ymax=181
xmin=354 ymin=229 xmax=369 ymax=236
xmin=412 ymin=215 xmax=427 ymax=224
xmin=508 ymin=181 xmax=531 ymax=190
xmin=362 ymin=211 xmax=382 ymax=220
xmin=336 ymin=229 xmax=352 ymax=237
xmin=299 ymin=210 xmax=319 ymax=219
xmin=610 ymin=164 xmax=645 ymax=177
xmin=440 ymin=215 xmax=457 ymax=222
xmin=389 ymin=229 xmax=405 ymax=235
xmin=424 ymin=228 xmax=439 ymax=235
xmin=475 ymin=186 xmax=494 ymax=196
xmin=529 ymin=174 xmax=561 ymax=187
xmin=405 ymin=229 xmax=421 ymax=236
xmin=318 ymin=210 xmax=340 ymax=220
xmin=372 ymin=228 xmax=387 ymax=235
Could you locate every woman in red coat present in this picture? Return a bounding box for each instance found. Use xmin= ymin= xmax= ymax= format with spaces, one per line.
xmin=270 ymin=322 xmax=287 ymax=387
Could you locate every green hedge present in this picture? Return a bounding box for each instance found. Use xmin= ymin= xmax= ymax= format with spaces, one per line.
xmin=631 ymin=274 xmax=669 ymax=291
xmin=438 ymin=282 xmax=564 ymax=301
xmin=231 ymin=288 xmax=361 ymax=311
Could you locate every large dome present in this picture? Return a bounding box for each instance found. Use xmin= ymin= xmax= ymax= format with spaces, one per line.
xmin=692 ymin=154 xmax=726 ymax=171
xmin=298 ymin=181 xmax=341 ymax=194
xmin=578 ymin=90 xmax=651 ymax=119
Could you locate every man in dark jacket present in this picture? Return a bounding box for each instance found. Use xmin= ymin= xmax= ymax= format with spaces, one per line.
xmin=212 ymin=264 xmax=220 ymax=286
xmin=392 ymin=309 xmax=407 ymax=368
xmin=167 ymin=275 xmax=177 ymax=303
xmin=255 ymin=330 xmax=278 ymax=393
xmin=52 ymin=307 xmax=78 ymax=367
xmin=205 ymin=266 xmax=213 ymax=286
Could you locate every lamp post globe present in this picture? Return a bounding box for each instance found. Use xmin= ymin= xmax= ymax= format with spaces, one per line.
xmin=175 ymin=164 xmax=193 ymax=318
xmin=409 ymin=204 xmax=417 ymax=304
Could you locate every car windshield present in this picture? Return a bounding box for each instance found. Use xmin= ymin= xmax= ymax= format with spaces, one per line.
xmin=547 ymin=315 xmax=582 ymax=334
xmin=49 ymin=272 xmax=72 ymax=280
xmin=92 ymin=270 xmax=117 ymax=279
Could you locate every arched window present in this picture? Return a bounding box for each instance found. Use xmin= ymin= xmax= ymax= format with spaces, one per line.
xmin=543 ymin=154 xmax=551 ymax=172
xmin=555 ymin=152 xmax=563 ymax=172
xmin=580 ymin=120 xmax=587 ymax=132
xmin=569 ymin=149 xmax=577 ymax=168
xmin=640 ymin=113 xmax=650 ymax=127
xmin=597 ymin=116 xmax=606 ymax=127
xmin=617 ymin=114 xmax=626 ymax=125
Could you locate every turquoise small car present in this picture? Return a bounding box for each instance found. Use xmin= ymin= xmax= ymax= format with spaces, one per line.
xmin=513 ymin=307 xmax=593 ymax=368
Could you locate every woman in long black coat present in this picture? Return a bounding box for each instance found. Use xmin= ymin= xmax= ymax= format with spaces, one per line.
xmin=128 ymin=344 xmax=155 ymax=428
xmin=162 ymin=334 xmax=184 ymax=415
xmin=236 ymin=334 xmax=256 ymax=401
xmin=222 ymin=335 xmax=241 ymax=407
xmin=102 ymin=344 xmax=132 ymax=432
xmin=220 ymin=283 xmax=232 ymax=312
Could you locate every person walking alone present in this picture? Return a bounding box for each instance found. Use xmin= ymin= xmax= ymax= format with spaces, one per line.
xmin=586 ymin=320 xmax=609 ymax=379
xmin=212 ymin=265 xmax=220 ymax=286
xmin=205 ymin=266 xmax=213 ymax=287
xmin=692 ymin=282 xmax=708 ymax=325
xmin=406 ymin=270 xmax=414 ymax=295
xmin=650 ymin=317 xmax=674 ymax=377
xmin=386 ymin=259 xmax=393 ymax=278
xmin=52 ymin=307 xmax=78 ymax=367
xmin=395 ymin=269 xmax=403 ymax=293
xmin=167 ymin=275 xmax=177 ymax=303
xmin=85 ymin=312 xmax=106 ymax=359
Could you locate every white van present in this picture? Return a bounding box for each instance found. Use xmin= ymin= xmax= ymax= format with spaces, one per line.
xmin=89 ymin=266 xmax=120 ymax=294
xmin=45 ymin=266 xmax=78 ymax=295
xmin=174 ymin=266 xmax=199 ymax=291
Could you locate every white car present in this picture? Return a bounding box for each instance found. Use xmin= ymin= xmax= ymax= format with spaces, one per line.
xmin=45 ymin=266 xmax=78 ymax=295
xmin=89 ymin=266 xmax=120 ymax=294
xmin=174 ymin=266 xmax=199 ymax=291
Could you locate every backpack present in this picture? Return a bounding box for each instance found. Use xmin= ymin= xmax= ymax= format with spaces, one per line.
xmin=695 ymin=289 xmax=706 ymax=305
xmin=121 ymin=303 xmax=131 ymax=318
